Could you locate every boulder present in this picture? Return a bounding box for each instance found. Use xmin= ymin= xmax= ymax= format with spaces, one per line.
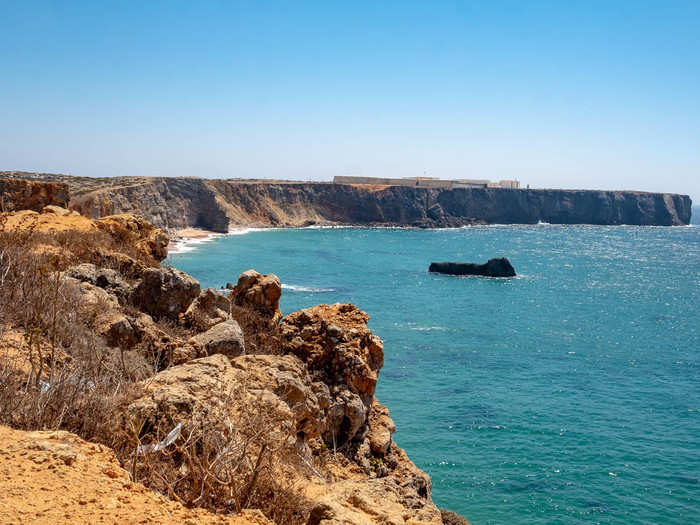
xmin=64 ymin=263 xmax=133 ymax=302
xmin=41 ymin=204 xmax=72 ymax=216
xmin=189 ymin=319 xmax=245 ymax=359
xmin=230 ymin=270 xmax=282 ymax=323
xmin=96 ymin=214 xmax=170 ymax=263
xmin=429 ymin=258 xmax=516 ymax=277
xmin=183 ymin=288 xmax=232 ymax=331
xmin=130 ymin=267 xmax=200 ymax=321
xmin=307 ymin=478 xmax=442 ymax=525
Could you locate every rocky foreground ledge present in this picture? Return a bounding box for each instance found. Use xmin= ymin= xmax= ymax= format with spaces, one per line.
xmin=0 ymin=200 xmax=466 ymax=524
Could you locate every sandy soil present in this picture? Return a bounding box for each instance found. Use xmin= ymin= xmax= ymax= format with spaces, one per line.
xmin=0 ymin=425 xmax=272 ymax=525
xmin=173 ymin=227 xmax=214 ymax=239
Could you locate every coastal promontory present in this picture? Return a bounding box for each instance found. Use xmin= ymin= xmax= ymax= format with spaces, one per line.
xmin=1 ymin=172 xmax=692 ymax=230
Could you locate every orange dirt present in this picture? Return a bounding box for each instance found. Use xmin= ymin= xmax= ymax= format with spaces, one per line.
xmin=0 ymin=425 xmax=273 ymax=525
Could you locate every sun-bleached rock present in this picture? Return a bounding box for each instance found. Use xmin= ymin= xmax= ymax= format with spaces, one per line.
xmin=183 ymin=287 xmax=232 ymax=330
xmin=124 ymin=353 xmax=324 ymax=442
xmin=189 ymin=319 xmax=245 ymax=359
xmin=231 ymin=269 xmax=282 ymax=322
xmin=307 ymin=478 xmax=442 ymax=525
xmin=65 ymin=262 xmax=133 ymax=302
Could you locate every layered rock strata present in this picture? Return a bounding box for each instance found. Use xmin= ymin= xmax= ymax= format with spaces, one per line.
xmin=59 ymin=176 xmax=695 ymax=227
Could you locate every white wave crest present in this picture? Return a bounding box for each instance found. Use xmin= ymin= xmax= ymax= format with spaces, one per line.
xmin=282 ymin=284 xmax=335 ymax=293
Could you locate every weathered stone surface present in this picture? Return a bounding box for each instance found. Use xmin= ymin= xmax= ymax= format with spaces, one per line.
xmin=189 ymin=319 xmax=245 ymax=359
xmin=429 ymin=258 xmax=516 ymax=277
xmin=125 ymin=353 xmax=322 ymax=441
xmin=0 ymin=177 xmax=69 ymax=212
xmin=307 ymin=478 xmax=442 ymax=525
xmin=231 ymin=270 xmax=282 ymax=322
xmin=367 ymin=400 xmax=396 ymax=455
xmin=95 ymin=214 xmax=170 ymax=263
xmin=42 ymin=204 xmax=72 ymax=216
xmin=281 ymin=303 xmax=384 ymax=446
xmin=65 ymin=263 xmax=133 ymax=301
xmin=441 ymin=509 xmax=471 ymax=525
xmin=130 ymin=267 xmax=200 ymax=321
xmin=183 ymin=287 xmax=232 ymax=331
xmin=0 ymin=425 xmax=271 ymax=525
xmin=60 ymin=274 xmax=120 ymax=310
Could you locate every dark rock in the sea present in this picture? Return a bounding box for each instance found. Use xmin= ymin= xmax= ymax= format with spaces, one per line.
xmin=429 ymin=258 xmax=516 ymax=277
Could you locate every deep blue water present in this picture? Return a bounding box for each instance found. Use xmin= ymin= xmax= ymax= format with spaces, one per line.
xmin=168 ymin=219 xmax=699 ymax=524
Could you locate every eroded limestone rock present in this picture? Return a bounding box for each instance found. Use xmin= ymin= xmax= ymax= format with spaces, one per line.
xmin=183 ymin=287 xmax=232 ymax=331
xmin=130 ymin=267 xmax=200 ymax=321
xmin=281 ymin=303 xmax=384 ymax=445
xmin=65 ymin=263 xmax=133 ymax=302
xmin=189 ymin=319 xmax=245 ymax=360
xmin=307 ymin=478 xmax=442 ymax=525
xmin=230 ymin=269 xmax=282 ymax=323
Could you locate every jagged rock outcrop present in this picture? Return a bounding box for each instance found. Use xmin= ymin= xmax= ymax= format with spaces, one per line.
xmin=0 ymin=210 xmax=169 ymax=272
xmin=281 ymin=304 xmax=384 ymax=446
xmin=95 ymin=214 xmax=169 ymax=262
xmin=231 ymin=270 xmax=283 ymax=323
xmin=0 ymin=177 xmax=69 ymax=212
xmin=129 ymin=267 xmax=201 ymax=321
xmin=183 ymin=287 xmax=232 ymax=330
xmin=429 ymin=258 xmax=516 ymax=277
xmin=189 ymin=319 xmax=245 ymax=359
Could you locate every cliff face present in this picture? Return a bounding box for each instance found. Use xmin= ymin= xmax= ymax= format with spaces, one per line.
xmin=0 ymin=177 xmax=70 ymax=212
xmin=3 ymin=173 xmax=692 ymax=228
xmin=70 ymin=178 xmax=230 ymax=232
xmin=74 ymin=179 xmax=692 ymax=229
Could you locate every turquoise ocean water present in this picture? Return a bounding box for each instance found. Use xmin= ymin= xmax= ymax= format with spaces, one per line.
xmin=168 ymin=212 xmax=699 ymax=524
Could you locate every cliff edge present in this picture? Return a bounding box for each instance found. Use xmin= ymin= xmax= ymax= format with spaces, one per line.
xmin=0 ymin=191 xmax=459 ymax=524
xmin=2 ymin=173 xmax=692 ymax=230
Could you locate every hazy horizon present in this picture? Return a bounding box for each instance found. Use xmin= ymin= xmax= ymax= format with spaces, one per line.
xmin=1 ymin=2 xmax=698 ymax=201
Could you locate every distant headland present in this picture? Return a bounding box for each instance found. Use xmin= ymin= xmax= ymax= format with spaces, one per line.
xmin=1 ymin=171 xmax=692 ymax=231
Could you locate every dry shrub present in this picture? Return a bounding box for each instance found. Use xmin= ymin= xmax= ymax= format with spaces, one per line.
xmin=122 ymin=384 xmax=312 ymax=523
xmin=0 ymin=228 xmax=146 ymax=444
xmin=0 ymin=228 xmax=311 ymax=523
xmin=230 ymin=304 xmax=283 ymax=355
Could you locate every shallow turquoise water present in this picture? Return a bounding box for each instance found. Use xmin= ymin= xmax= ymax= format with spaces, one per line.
xmin=169 ymin=222 xmax=699 ymax=524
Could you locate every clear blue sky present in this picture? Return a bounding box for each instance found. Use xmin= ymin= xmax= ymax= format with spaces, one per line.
xmin=1 ymin=1 xmax=698 ymax=200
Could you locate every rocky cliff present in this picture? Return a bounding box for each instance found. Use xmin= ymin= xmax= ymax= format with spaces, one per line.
xmin=76 ymin=179 xmax=692 ymax=229
xmin=2 ymin=173 xmax=692 ymax=229
xmin=0 ymin=177 xmax=69 ymax=212
xmin=0 ymin=207 xmax=459 ymax=524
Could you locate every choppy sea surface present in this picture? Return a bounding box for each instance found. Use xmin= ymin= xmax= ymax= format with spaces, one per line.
xmin=168 ymin=214 xmax=699 ymax=524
